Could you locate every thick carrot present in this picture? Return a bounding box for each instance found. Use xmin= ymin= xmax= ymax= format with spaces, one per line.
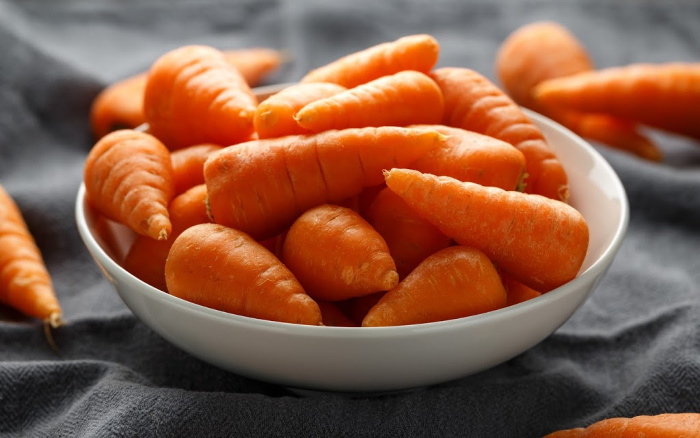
xmin=222 ymin=48 xmax=286 ymax=87
xmin=165 ymin=223 xmax=322 ymax=325
xmin=204 ymin=126 xmax=446 ymax=241
xmin=362 ymin=246 xmax=507 ymax=327
xmin=143 ymin=45 xmax=258 ymax=150
xmin=500 ymin=270 xmax=542 ymax=306
xmin=90 ymin=74 xmax=148 ymax=139
xmin=254 ymin=82 xmax=347 ymax=139
xmin=0 ymin=185 xmax=62 ymax=327
xmin=544 ymin=413 xmax=700 ymax=437
xmin=300 ymin=34 xmax=440 ymax=88
xmin=282 ymin=204 xmax=398 ymax=301
xmin=295 ymin=70 xmax=444 ymax=132
xmin=384 ymin=168 xmax=589 ymax=291
xmin=171 ymin=143 xmax=222 ymax=195
xmin=430 ymin=67 xmax=569 ymax=202
xmin=84 ymin=129 xmax=174 ymax=241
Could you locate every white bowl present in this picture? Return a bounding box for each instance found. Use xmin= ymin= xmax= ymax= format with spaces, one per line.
xmin=75 ymin=85 xmax=628 ymax=393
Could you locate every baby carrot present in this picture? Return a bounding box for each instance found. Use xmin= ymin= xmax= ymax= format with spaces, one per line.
xmin=0 ymin=185 xmax=62 ymax=327
xmin=84 ymin=129 xmax=174 ymax=241
xmin=282 ymin=204 xmax=398 ymax=301
xmin=362 ymin=246 xmax=507 ymax=327
xmin=300 ymin=34 xmax=440 ymax=88
xmin=384 ymin=168 xmax=589 ymax=292
xmin=294 ymin=70 xmax=444 ymax=132
xmin=544 ymin=413 xmax=700 ymax=437
xmin=254 ymin=82 xmax=347 ymax=139
xmin=204 ymin=126 xmax=446 ymax=241
xmin=170 ymin=143 xmax=222 ymax=195
xmin=165 ymin=223 xmax=322 ymax=325
xmin=90 ymin=74 xmax=148 ymax=139
xmin=500 ymin=270 xmax=542 ymax=306
xmin=222 ymin=48 xmax=286 ymax=87
xmin=430 ymin=67 xmax=569 ymax=202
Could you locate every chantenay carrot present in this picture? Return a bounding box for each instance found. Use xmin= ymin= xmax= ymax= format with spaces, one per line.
xmin=204 ymin=126 xmax=446 ymax=241
xmin=294 ymin=70 xmax=444 ymax=132
xmin=300 ymin=34 xmax=440 ymax=88
xmin=544 ymin=412 xmax=700 ymax=437
xmin=384 ymin=168 xmax=589 ymax=291
xmin=500 ymin=270 xmax=542 ymax=306
xmin=0 ymin=185 xmax=62 ymax=327
xmin=362 ymin=246 xmax=507 ymax=327
xmin=165 ymin=223 xmax=322 ymax=325
xmin=84 ymin=129 xmax=174 ymax=240
xmin=170 ymin=143 xmax=222 ymax=195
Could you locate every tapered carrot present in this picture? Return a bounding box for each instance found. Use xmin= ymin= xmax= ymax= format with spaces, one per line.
xmin=500 ymin=270 xmax=542 ymax=306
xmin=254 ymin=82 xmax=347 ymax=139
xmin=143 ymin=45 xmax=258 ymax=150
xmin=165 ymin=223 xmax=322 ymax=325
xmin=362 ymin=246 xmax=507 ymax=327
xmin=84 ymin=129 xmax=174 ymax=241
xmin=170 ymin=143 xmax=222 ymax=195
xmin=295 ymin=71 xmax=444 ymax=132
xmin=0 ymin=185 xmax=62 ymax=327
xmin=384 ymin=168 xmax=589 ymax=291
xmin=430 ymin=67 xmax=569 ymax=202
xmin=204 ymin=126 xmax=446 ymax=241
xmin=544 ymin=413 xmax=700 ymax=437
xmin=300 ymin=34 xmax=440 ymax=88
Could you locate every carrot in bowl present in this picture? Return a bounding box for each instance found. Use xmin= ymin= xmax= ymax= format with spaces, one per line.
xmin=544 ymin=412 xmax=700 ymax=437
xmin=170 ymin=143 xmax=222 ymax=195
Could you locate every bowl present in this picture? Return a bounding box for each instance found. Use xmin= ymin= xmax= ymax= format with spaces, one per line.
xmin=75 ymin=84 xmax=629 ymax=393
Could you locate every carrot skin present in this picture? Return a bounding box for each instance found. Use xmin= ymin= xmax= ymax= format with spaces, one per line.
xmin=171 ymin=144 xmax=222 ymax=195
xmin=544 ymin=413 xmax=700 ymax=437
xmin=222 ymin=48 xmax=285 ymax=87
xmin=90 ymin=74 xmax=148 ymax=139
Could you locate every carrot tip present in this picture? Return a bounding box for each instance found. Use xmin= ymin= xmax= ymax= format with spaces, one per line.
xmin=158 ymin=229 xmax=169 ymax=241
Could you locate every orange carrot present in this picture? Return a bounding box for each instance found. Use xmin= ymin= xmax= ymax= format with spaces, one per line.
xmin=222 ymin=48 xmax=286 ymax=87
xmin=300 ymin=34 xmax=440 ymax=88
xmin=544 ymin=413 xmax=700 ymax=437
xmin=295 ymin=71 xmax=444 ymax=132
xmin=254 ymin=82 xmax=347 ymax=139
xmin=143 ymin=45 xmax=258 ymax=150
xmin=204 ymin=126 xmax=446 ymax=240
xmin=362 ymin=246 xmax=507 ymax=327
xmin=316 ymin=300 xmax=359 ymax=327
xmin=90 ymin=74 xmax=148 ymax=139
xmin=165 ymin=223 xmax=322 ymax=325
xmin=170 ymin=143 xmax=222 ymax=195
xmin=0 ymin=185 xmax=62 ymax=327
xmin=384 ymin=168 xmax=589 ymax=291
xmin=430 ymin=67 xmax=569 ymax=202
xmin=336 ymin=291 xmax=385 ymax=326
xmin=281 ymin=204 xmax=398 ymax=301
xmin=84 ymin=129 xmax=174 ymax=240
xmin=500 ymin=270 xmax=542 ymax=306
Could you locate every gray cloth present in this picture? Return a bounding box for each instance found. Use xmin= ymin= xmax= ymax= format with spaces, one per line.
xmin=1 ymin=1 xmax=700 ymax=437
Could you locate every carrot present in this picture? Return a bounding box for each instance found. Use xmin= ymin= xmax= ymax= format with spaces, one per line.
xmin=430 ymin=67 xmax=569 ymax=202
xmin=170 ymin=143 xmax=222 ymax=195
xmin=222 ymin=48 xmax=286 ymax=87
xmin=544 ymin=413 xmax=700 ymax=437
xmin=203 ymin=126 xmax=446 ymax=241
xmin=165 ymin=223 xmax=322 ymax=325
xmin=316 ymin=300 xmax=359 ymax=327
xmin=533 ymin=62 xmax=700 ymax=141
xmin=0 ymin=185 xmax=62 ymax=327
xmin=500 ymin=270 xmax=542 ymax=306
xmin=336 ymin=291 xmax=385 ymax=326
xmin=84 ymin=129 xmax=174 ymax=241
xmin=362 ymin=246 xmax=507 ymax=327
xmin=254 ymin=82 xmax=347 ymax=139
xmin=383 ymin=168 xmax=589 ymax=291
xmin=294 ymin=70 xmax=444 ymax=132
xmin=281 ymin=204 xmax=398 ymax=301
xmin=365 ymin=187 xmax=452 ymax=280
xmin=143 ymin=45 xmax=258 ymax=150
xmin=300 ymin=34 xmax=440 ymax=88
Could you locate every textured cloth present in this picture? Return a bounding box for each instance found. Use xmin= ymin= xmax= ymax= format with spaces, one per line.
xmin=1 ymin=1 xmax=700 ymax=437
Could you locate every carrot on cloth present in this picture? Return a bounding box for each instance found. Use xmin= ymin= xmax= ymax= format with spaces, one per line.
xmin=295 ymin=70 xmax=444 ymax=132
xmin=0 ymin=185 xmax=62 ymax=328
xmin=170 ymin=143 xmax=222 ymax=195
xmin=544 ymin=412 xmax=700 ymax=437
xmin=383 ymin=168 xmax=589 ymax=292
xmin=316 ymin=300 xmax=359 ymax=327
xmin=362 ymin=246 xmax=507 ymax=327
xmin=254 ymin=82 xmax=347 ymax=139
xmin=165 ymin=223 xmax=322 ymax=325
xmin=281 ymin=204 xmax=398 ymax=301
xmin=300 ymin=34 xmax=440 ymax=88
xmin=430 ymin=67 xmax=569 ymax=202
xmin=203 ymin=126 xmax=446 ymax=241
xmin=500 ymin=270 xmax=542 ymax=306
xmin=84 ymin=129 xmax=174 ymax=241
xmin=143 ymin=45 xmax=258 ymax=150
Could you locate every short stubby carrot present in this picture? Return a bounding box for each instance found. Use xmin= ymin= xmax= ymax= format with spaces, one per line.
xmin=90 ymin=74 xmax=148 ymax=139
xmin=362 ymin=246 xmax=507 ymax=327
xmin=384 ymin=168 xmax=589 ymax=292
xmin=430 ymin=67 xmax=569 ymax=202
xmin=500 ymin=270 xmax=542 ymax=306
xmin=84 ymin=129 xmax=174 ymax=241
xmin=143 ymin=45 xmax=258 ymax=150
xmin=165 ymin=223 xmax=322 ymax=325
xmin=544 ymin=412 xmax=700 ymax=437
xmin=295 ymin=71 xmax=445 ymax=132
xmin=204 ymin=126 xmax=446 ymax=241
xmin=170 ymin=143 xmax=222 ymax=195
xmin=254 ymin=82 xmax=347 ymax=139
xmin=222 ymin=48 xmax=286 ymax=87
xmin=282 ymin=204 xmax=398 ymax=301
xmin=300 ymin=34 xmax=440 ymax=88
